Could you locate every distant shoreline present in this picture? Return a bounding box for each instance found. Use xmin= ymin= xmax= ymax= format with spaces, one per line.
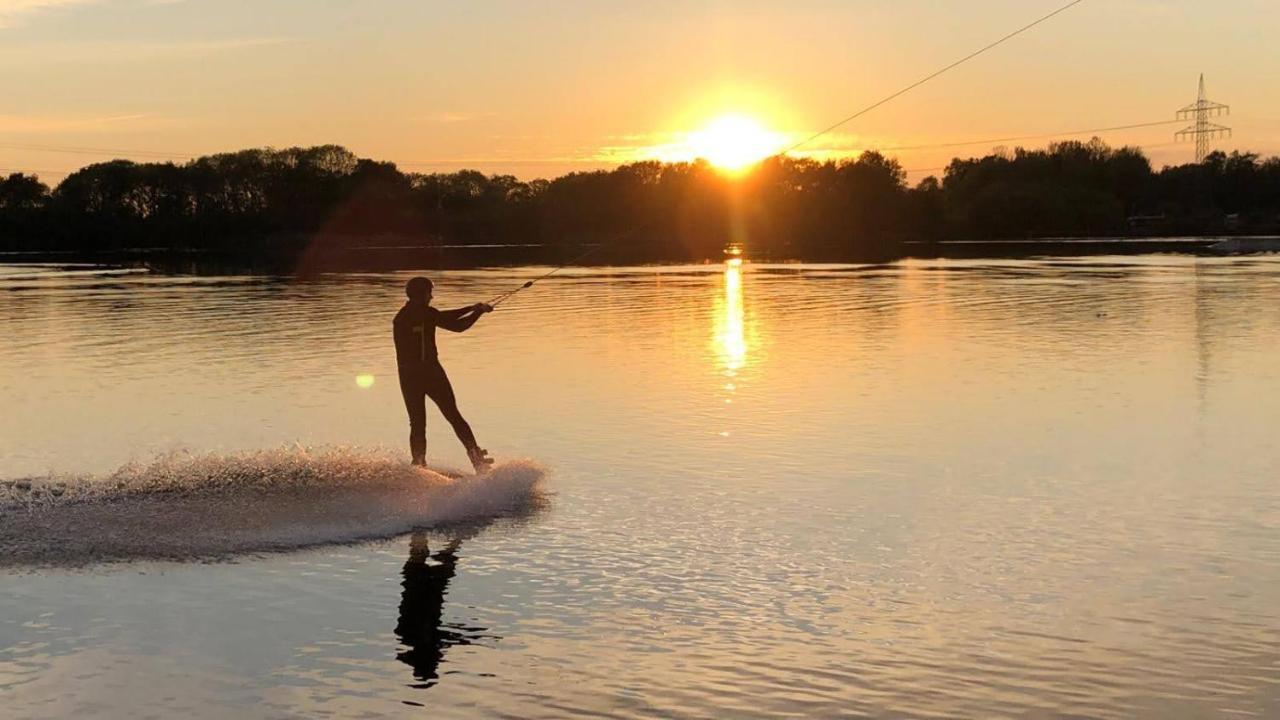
xmin=4 ymin=235 xmax=1277 ymax=273
xmin=3 ymin=142 xmax=1278 ymax=268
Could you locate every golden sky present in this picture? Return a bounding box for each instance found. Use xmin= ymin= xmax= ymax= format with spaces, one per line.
xmin=0 ymin=0 xmax=1277 ymax=184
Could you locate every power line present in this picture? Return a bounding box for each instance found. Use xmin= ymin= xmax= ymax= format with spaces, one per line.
xmin=0 ymin=166 xmax=73 ymax=178
xmin=0 ymin=141 xmax=193 ymax=160
xmin=402 ymin=117 xmax=1188 ymax=168
xmin=0 ymin=130 xmax=1209 ymax=184
xmin=866 ymin=119 xmax=1184 ymax=153
xmin=0 ymin=135 xmax=1195 ymax=185
xmin=397 ymin=158 xmax=586 ymax=168
xmin=0 ymin=126 xmax=1198 ymax=173
xmin=899 ymin=139 xmax=1185 ymax=176
xmin=0 ymin=115 xmax=1255 ymax=174
xmin=782 ymin=0 xmax=1091 ymax=155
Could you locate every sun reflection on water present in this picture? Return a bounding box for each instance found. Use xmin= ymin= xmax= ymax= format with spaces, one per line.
xmin=714 ymin=257 xmax=748 ymax=373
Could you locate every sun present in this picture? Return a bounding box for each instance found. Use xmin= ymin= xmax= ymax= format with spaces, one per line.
xmin=643 ymin=113 xmax=786 ymax=172
xmin=685 ymin=114 xmax=785 ymax=172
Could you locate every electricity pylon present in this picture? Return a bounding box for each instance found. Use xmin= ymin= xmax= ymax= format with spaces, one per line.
xmin=1176 ymin=74 xmax=1230 ymax=163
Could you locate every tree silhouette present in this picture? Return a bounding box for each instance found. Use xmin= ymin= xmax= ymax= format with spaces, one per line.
xmin=1 ymin=140 xmax=1276 ymax=263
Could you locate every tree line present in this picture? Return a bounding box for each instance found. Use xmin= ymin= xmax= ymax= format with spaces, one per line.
xmin=1 ymin=140 xmax=1277 ymax=263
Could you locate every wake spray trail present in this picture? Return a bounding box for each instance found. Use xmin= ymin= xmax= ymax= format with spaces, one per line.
xmin=0 ymin=447 xmax=548 ymax=568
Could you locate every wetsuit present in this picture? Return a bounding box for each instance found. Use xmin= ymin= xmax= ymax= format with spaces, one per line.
xmin=393 ymin=303 xmax=480 ymax=465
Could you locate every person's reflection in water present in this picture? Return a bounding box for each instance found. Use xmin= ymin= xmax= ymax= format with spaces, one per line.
xmin=395 ymin=531 xmax=490 ymax=690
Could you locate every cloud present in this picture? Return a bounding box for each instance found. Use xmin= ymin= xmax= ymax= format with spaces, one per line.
xmin=120 ymin=36 xmax=296 ymax=55
xmin=414 ymin=112 xmax=494 ymax=125
xmin=0 ymin=35 xmax=296 ymax=64
xmin=0 ymin=0 xmax=97 ymax=28
xmin=0 ymin=111 xmax=170 ymax=134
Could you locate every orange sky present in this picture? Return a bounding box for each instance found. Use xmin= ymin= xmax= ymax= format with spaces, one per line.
xmin=0 ymin=0 xmax=1277 ymax=184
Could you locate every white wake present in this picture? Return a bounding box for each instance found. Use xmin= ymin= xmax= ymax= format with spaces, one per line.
xmin=0 ymin=447 xmax=547 ymax=567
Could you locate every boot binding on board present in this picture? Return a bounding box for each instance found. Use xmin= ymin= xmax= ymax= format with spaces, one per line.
xmin=468 ymin=447 xmax=494 ymax=474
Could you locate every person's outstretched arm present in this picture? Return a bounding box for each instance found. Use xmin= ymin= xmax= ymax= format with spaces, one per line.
xmin=436 ymin=303 xmax=492 ymax=333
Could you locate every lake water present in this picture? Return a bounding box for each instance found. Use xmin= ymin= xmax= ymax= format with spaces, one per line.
xmin=1 ymin=256 xmax=1278 ymax=718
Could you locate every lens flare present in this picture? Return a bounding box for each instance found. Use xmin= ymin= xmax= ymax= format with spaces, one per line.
xmin=355 ymin=374 xmax=375 ymax=389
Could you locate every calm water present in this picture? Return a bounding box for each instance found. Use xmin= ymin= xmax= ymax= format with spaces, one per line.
xmin=2 ymin=257 xmax=1279 ymax=718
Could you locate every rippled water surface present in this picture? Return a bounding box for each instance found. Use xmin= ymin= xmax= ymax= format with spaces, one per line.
xmin=2 ymin=257 xmax=1279 ymax=718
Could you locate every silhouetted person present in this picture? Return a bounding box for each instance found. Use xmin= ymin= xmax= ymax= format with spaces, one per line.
xmin=395 ymin=533 xmax=481 ymax=689
xmin=393 ymin=276 xmax=493 ymax=472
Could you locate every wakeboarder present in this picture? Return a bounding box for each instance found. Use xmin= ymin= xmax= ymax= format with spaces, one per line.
xmin=393 ymin=276 xmax=494 ymax=473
